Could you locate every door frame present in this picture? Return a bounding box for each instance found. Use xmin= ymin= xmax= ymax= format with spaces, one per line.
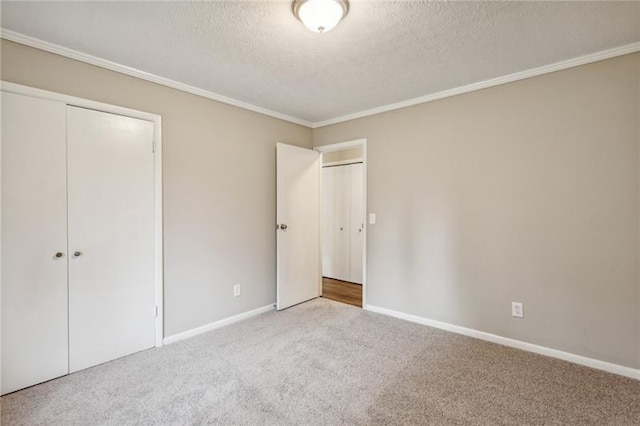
xmin=314 ymin=138 xmax=367 ymax=308
xmin=0 ymin=81 xmax=165 ymax=347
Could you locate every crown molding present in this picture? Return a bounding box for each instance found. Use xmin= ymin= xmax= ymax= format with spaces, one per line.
xmin=0 ymin=29 xmax=314 ymax=128
xmin=311 ymin=41 xmax=640 ymax=128
xmin=2 ymin=29 xmax=638 ymax=130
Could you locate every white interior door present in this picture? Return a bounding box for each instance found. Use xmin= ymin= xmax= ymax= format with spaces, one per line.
xmin=1 ymin=92 xmax=69 ymax=394
xmin=322 ymin=166 xmax=350 ymax=281
xmin=276 ymin=143 xmax=320 ymax=310
xmin=67 ymin=106 xmax=155 ymax=372
xmin=349 ymin=163 xmax=364 ymax=284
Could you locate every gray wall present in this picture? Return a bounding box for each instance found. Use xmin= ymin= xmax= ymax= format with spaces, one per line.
xmin=3 ymin=39 xmax=638 ymax=369
xmin=0 ymin=40 xmax=313 ymax=337
xmin=313 ymin=53 xmax=640 ymax=369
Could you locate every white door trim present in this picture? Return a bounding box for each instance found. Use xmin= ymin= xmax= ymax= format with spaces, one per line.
xmin=315 ymin=139 xmax=367 ymax=308
xmin=0 ymin=81 xmax=164 ymax=348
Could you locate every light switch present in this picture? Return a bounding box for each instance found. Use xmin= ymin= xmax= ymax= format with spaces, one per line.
xmin=369 ymin=213 xmax=376 ymax=225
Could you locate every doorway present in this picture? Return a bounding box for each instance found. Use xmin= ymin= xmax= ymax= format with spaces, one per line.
xmin=316 ymin=139 xmax=367 ymax=308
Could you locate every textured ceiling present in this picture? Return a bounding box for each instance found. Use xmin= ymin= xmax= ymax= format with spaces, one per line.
xmin=2 ymin=1 xmax=639 ymax=124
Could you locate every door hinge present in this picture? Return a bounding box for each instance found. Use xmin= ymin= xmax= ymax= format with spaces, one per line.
xmin=152 ymin=139 xmax=156 ymax=153
xmin=155 ymin=305 xmax=158 ymax=317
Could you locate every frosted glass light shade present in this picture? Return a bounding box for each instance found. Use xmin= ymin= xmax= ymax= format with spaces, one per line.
xmin=293 ymin=0 xmax=348 ymax=33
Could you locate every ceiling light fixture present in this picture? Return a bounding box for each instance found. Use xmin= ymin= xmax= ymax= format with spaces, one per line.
xmin=293 ymin=0 xmax=348 ymax=33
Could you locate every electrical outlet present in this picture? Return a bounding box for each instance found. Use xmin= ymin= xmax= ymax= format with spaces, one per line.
xmin=369 ymin=213 xmax=376 ymax=224
xmin=512 ymin=302 xmax=523 ymax=318
xmin=233 ymin=284 xmax=242 ymax=297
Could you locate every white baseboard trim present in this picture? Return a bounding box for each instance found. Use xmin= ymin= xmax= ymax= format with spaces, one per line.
xmin=163 ymin=303 xmax=275 ymax=345
xmin=365 ymin=304 xmax=640 ymax=380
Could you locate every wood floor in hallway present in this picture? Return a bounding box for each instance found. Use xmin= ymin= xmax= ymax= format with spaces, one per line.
xmin=321 ymin=277 xmax=362 ymax=308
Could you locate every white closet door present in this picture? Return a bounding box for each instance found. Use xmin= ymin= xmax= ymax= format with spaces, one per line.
xmin=322 ymin=166 xmax=336 ymax=278
xmin=349 ymin=163 xmax=364 ymax=284
xmin=67 ymin=106 xmax=155 ymax=372
xmin=1 ymin=93 xmax=69 ymax=394
xmin=322 ymin=166 xmax=347 ymax=280
xmin=323 ymin=166 xmax=350 ymax=281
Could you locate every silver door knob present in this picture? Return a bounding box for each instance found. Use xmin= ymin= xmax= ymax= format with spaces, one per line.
xmin=74 ymin=251 xmax=82 ymax=257
xmin=55 ymin=252 xmax=64 ymax=258
xmin=280 ymin=224 xmax=288 ymax=230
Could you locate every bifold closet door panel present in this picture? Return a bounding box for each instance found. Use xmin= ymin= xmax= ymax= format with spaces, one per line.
xmin=349 ymin=163 xmax=364 ymax=284
xmin=66 ymin=106 xmax=155 ymax=373
xmin=322 ymin=167 xmax=336 ymax=278
xmin=322 ymin=166 xmax=350 ymax=281
xmin=1 ymin=93 xmax=69 ymax=395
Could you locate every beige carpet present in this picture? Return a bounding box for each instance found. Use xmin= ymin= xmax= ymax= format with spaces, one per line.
xmin=2 ymin=298 xmax=639 ymax=425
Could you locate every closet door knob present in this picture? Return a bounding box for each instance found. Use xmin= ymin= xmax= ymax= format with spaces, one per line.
xmin=74 ymin=251 xmax=82 ymax=257
xmin=55 ymin=252 xmax=64 ymax=258
xmin=280 ymin=224 xmax=288 ymax=230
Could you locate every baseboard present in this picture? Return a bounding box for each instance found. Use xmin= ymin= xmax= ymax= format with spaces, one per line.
xmin=365 ymin=304 xmax=639 ymax=380
xmin=163 ymin=304 xmax=275 ymax=345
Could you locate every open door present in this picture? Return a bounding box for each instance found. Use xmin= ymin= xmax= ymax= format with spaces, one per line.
xmin=276 ymin=143 xmax=320 ymax=310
